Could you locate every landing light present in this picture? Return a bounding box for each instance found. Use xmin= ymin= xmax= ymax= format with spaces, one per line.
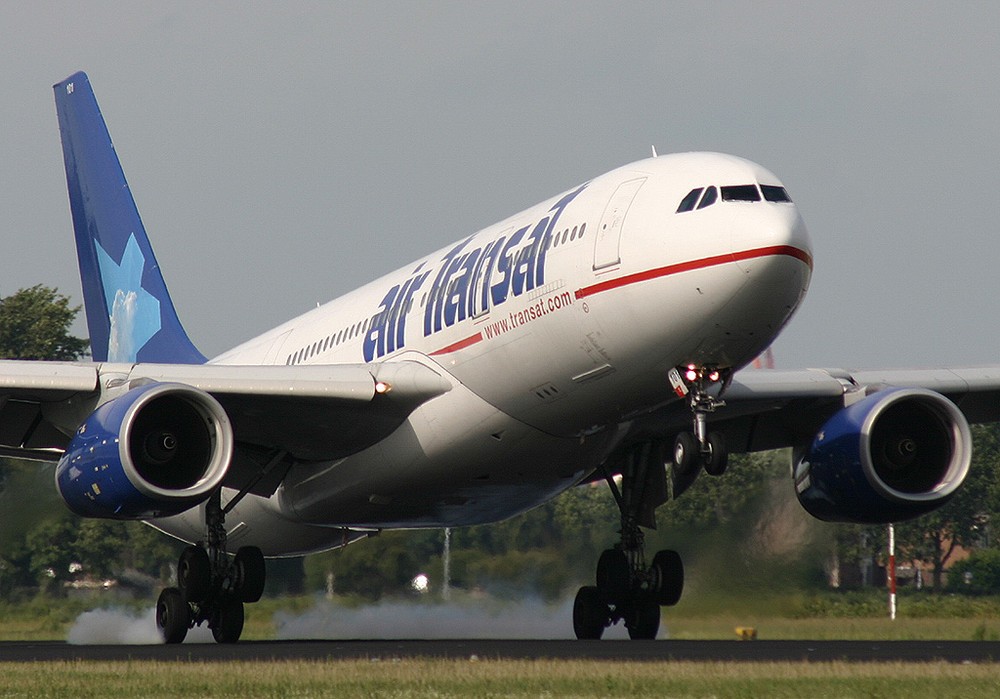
xmin=685 ymin=367 xmax=699 ymax=382
xmin=375 ymin=381 xmax=391 ymax=394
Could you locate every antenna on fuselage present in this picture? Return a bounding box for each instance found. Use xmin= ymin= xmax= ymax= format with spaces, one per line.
xmin=651 ymin=145 xmax=658 ymax=158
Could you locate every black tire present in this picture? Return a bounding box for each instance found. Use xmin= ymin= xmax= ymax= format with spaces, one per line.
xmin=156 ymin=587 xmax=190 ymax=644
xmin=211 ymin=598 xmax=245 ymax=644
xmin=177 ymin=545 xmax=211 ymax=603
xmin=704 ymin=431 xmax=728 ymax=476
xmin=573 ymin=586 xmax=607 ymax=640
xmin=596 ymin=549 xmax=629 ymax=602
xmin=233 ymin=546 xmax=266 ymax=603
xmin=651 ymin=549 xmax=684 ymax=606
xmin=626 ymin=596 xmax=660 ymax=640
xmin=673 ymin=432 xmax=698 ymax=473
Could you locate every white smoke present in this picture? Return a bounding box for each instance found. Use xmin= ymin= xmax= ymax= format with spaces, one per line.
xmin=273 ymin=598 xmax=634 ymax=640
xmin=66 ymin=607 xmax=215 ymax=645
xmin=65 ymin=598 xmax=643 ymax=643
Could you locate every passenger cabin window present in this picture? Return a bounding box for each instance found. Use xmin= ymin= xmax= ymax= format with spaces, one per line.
xmin=721 ymin=184 xmax=761 ymax=202
xmin=761 ymin=184 xmax=792 ymax=202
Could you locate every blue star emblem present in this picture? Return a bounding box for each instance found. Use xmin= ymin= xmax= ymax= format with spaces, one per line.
xmin=95 ymin=234 xmax=161 ymax=362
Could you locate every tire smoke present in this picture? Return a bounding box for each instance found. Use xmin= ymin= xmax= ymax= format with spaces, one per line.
xmin=273 ymin=597 xmax=632 ymax=640
xmin=66 ymin=607 xmax=214 ymax=644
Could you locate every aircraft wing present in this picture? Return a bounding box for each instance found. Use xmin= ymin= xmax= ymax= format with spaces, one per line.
xmin=708 ymin=365 xmax=1000 ymax=454
xmin=621 ymin=364 xmax=1000 ymax=458
xmin=0 ymin=359 xmax=451 ymax=474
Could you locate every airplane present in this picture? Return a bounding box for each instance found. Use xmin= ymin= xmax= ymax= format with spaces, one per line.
xmin=1 ymin=70 xmax=996 ymax=643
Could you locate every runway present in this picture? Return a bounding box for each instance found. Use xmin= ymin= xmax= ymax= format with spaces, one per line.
xmin=2 ymin=639 xmax=999 ymax=663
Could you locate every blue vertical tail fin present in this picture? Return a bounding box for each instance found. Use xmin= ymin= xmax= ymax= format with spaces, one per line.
xmin=53 ymin=72 xmax=206 ymax=364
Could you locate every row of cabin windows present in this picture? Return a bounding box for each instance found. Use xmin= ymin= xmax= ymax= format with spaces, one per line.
xmin=676 ymin=183 xmax=791 ymax=213
xmin=286 ymin=316 xmax=373 ymax=365
xmin=549 ymin=222 xmax=586 ymax=248
xmin=285 ymin=220 xmax=589 ymax=365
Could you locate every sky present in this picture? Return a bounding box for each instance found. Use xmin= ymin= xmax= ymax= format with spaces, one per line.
xmin=2 ymin=2 xmax=999 ymax=370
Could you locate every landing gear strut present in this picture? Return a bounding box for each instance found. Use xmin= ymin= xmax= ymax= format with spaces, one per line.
xmin=156 ymin=491 xmax=266 ymax=644
xmin=573 ymin=445 xmax=684 ymax=640
xmin=572 ymin=364 xmax=732 ymax=640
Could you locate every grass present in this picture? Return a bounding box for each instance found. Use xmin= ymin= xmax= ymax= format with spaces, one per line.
xmin=0 ymin=659 xmax=999 ymax=698
xmin=2 ymin=592 xmax=1000 ymax=697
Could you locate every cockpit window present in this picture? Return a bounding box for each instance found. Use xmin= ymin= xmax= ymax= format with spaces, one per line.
xmin=761 ymin=184 xmax=792 ymax=202
xmin=678 ymin=183 xmax=791 ymax=213
xmin=696 ymin=186 xmax=717 ymax=209
xmin=721 ymin=184 xmax=761 ymax=202
xmin=676 ymin=188 xmax=703 ymax=213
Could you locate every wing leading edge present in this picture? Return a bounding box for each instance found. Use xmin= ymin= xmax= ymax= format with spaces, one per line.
xmin=0 ymin=359 xmax=451 ymax=466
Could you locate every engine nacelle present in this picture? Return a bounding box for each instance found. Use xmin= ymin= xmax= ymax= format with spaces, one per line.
xmin=56 ymin=382 xmax=233 ymax=519
xmin=793 ymin=388 xmax=971 ymax=523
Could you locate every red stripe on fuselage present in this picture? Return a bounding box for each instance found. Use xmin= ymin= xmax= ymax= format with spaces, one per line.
xmin=574 ymin=245 xmax=812 ymax=300
xmin=428 ymin=246 xmax=811 ymax=355
xmin=429 ymin=332 xmax=483 ymax=356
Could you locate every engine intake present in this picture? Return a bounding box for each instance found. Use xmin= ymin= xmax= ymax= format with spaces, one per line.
xmin=56 ymin=382 xmax=233 ymax=519
xmin=793 ymin=388 xmax=971 ymax=523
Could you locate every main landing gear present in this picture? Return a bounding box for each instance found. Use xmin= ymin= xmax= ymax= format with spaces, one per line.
xmin=572 ymin=445 xmax=683 ymax=640
xmin=156 ymin=491 xmax=266 ymax=644
xmin=572 ymin=364 xmax=730 ymax=640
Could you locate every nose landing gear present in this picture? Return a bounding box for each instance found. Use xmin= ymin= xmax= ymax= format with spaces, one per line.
xmin=156 ymin=491 xmax=266 ymax=644
xmin=669 ymin=364 xmax=730 ymax=477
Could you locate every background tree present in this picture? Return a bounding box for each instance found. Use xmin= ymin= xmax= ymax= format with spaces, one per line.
xmin=0 ymin=287 xmax=91 ymax=595
xmin=0 ymin=285 xmax=89 ymax=360
xmin=895 ymin=423 xmax=1000 ymax=590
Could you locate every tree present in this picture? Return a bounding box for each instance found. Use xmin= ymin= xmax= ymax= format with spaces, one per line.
xmin=895 ymin=423 xmax=1000 ymax=590
xmin=657 ymin=450 xmax=785 ymax=530
xmin=0 ymin=286 xmax=89 ymax=594
xmin=0 ymin=285 xmax=89 ymax=360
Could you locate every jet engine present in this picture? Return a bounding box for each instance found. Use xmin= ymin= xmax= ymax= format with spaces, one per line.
xmin=56 ymin=382 xmax=233 ymax=519
xmin=793 ymin=387 xmax=971 ymax=523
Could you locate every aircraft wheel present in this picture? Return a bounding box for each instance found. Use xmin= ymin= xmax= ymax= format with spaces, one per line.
xmin=233 ymin=546 xmax=266 ymax=603
xmin=211 ymin=598 xmax=245 ymax=644
xmin=703 ymin=431 xmax=728 ymax=476
xmin=573 ymin=586 xmax=607 ymax=639
xmin=177 ymin=546 xmax=211 ymax=603
xmin=596 ymin=549 xmax=629 ymax=602
xmin=626 ymin=596 xmax=660 ymax=640
xmin=651 ymin=549 xmax=684 ymax=606
xmin=673 ymin=432 xmax=698 ymax=473
xmin=156 ymin=587 xmax=190 ymax=644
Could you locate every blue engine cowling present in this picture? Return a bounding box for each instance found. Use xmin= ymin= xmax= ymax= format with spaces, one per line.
xmin=55 ymin=382 xmax=234 ymax=519
xmin=793 ymin=387 xmax=971 ymax=523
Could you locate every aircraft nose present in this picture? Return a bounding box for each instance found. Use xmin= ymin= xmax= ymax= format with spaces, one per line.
xmin=730 ymin=204 xmax=812 ymax=274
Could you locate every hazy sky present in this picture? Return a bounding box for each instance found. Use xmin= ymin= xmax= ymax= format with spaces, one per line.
xmin=2 ymin=3 xmax=998 ymax=369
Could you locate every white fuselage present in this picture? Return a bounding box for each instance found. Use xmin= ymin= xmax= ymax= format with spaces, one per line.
xmin=157 ymin=152 xmax=813 ymax=555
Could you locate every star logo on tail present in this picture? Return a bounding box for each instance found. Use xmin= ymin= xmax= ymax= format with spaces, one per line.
xmin=95 ymin=234 xmax=161 ymax=362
